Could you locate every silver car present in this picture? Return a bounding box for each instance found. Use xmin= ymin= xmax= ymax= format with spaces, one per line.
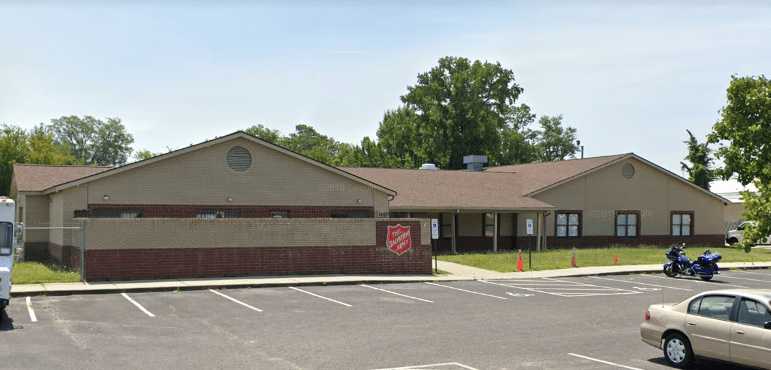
xmin=641 ymin=289 xmax=771 ymax=369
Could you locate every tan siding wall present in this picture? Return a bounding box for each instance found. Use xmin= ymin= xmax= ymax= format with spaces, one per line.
xmin=84 ymin=138 xmax=383 ymax=208
xmin=532 ymin=158 xmax=725 ymax=237
xmin=723 ymin=202 xmax=745 ymax=230
xmin=23 ymin=194 xmax=50 ymax=242
xmin=83 ymin=218 xmax=428 ymax=250
xmin=457 ymin=213 xmax=481 ymax=236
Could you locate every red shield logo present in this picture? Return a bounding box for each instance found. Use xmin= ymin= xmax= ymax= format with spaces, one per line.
xmin=386 ymin=224 xmax=413 ymax=255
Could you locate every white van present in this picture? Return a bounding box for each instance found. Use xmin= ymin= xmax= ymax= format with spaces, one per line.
xmin=726 ymin=221 xmax=771 ymax=246
xmin=0 ymin=197 xmax=16 ymax=313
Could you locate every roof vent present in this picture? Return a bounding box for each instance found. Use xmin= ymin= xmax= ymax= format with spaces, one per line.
xmin=463 ymin=155 xmax=487 ymax=171
xmin=226 ymin=146 xmax=252 ymax=172
xmin=419 ymin=163 xmax=439 ymax=171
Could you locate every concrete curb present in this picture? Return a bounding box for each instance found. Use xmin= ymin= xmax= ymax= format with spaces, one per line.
xmin=10 ymin=264 xmax=770 ymax=297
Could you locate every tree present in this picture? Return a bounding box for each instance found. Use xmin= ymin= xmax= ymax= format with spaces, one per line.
xmin=133 ymin=149 xmax=158 ymax=161
xmin=26 ymin=125 xmax=76 ymax=165
xmin=91 ymin=118 xmax=134 ymax=165
xmin=398 ymin=56 xmax=525 ymax=169
xmin=498 ymin=104 xmax=538 ymax=165
xmin=373 ymin=107 xmax=423 ymax=168
xmin=534 ymin=115 xmax=578 ymax=161
xmin=0 ymin=125 xmax=30 ymax=195
xmin=49 ymin=115 xmax=134 ymax=165
xmin=244 ymin=124 xmax=282 ymax=144
xmin=680 ymin=129 xmax=716 ymax=190
xmin=709 ymin=75 xmax=771 ymax=251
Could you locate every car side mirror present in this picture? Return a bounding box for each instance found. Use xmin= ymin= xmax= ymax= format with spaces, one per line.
xmin=765 ymin=321 xmax=771 ymax=330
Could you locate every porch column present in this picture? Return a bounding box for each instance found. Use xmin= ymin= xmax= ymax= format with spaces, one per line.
xmin=542 ymin=212 xmax=549 ymax=250
xmin=536 ymin=212 xmax=543 ymax=252
xmin=451 ymin=212 xmax=457 ymax=254
xmin=492 ymin=212 xmax=499 ymax=253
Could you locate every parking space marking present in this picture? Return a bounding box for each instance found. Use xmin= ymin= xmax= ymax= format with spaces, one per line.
xmin=120 ymin=293 xmax=156 ymax=317
xmin=25 ymin=296 xmax=37 ymax=322
xmin=567 ymin=353 xmax=644 ymax=370
xmin=732 ymin=269 xmax=771 ymax=276
xmin=371 ymin=361 xmax=480 ymax=370
xmin=425 ymin=282 xmax=508 ymax=300
xmin=642 ymin=274 xmax=748 ymax=288
xmin=717 ymin=274 xmax=771 ymax=283
xmin=360 ymin=284 xmax=433 ymax=303
xmin=481 ymin=278 xmax=642 ymax=297
xmin=590 ymin=276 xmax=694 ymax=291
xmin=289 ymin=287 xmax=352 ymax=307
xmin=209 ymin=289 xmax=263 ymax=312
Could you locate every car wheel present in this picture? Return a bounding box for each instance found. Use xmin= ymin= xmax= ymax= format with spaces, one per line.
xmin=664 ymin=264 xmax=677 ymax=277
xmin=727 ymin=237 xmax=738 ymax=245
xmin=699 ymin=275 xmax=713 ymax=281
xmin=663 ymin=333 xmax=693 ymax=368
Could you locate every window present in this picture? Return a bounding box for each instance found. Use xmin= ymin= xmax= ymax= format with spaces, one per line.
xmin=0 ymin=222 xmax=12 ymax=256
xmin=556 ymin=211 xmax=581 ymax=238
xmin=671 ymin=212 xmax=693 ymax=236
xmin=331 ymin=210 xmax=370 ymax=218
xmin=196 ymin=208 xmax=241 ymax=219
xmin=615 ymin=211 xmax=639 ymax=237
xmin=687 ymin=297 xmax=702 ymax=314
xmin=483 ymin=213 xmax=495 ymax=237
xmin=696 ymin=295 xmax=735 ymax=321
xmin=91 ymin=208 xmax=143 ymax=218
xmin=737 ymin=298 xmax=771 ymax=327
xmin=270 ymin=211 xmax=289 ymax=218
xmin=440 ymin=213 xmax=453 ymax=238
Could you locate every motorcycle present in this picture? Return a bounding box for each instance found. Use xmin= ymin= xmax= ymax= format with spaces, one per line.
xmin=663 ymin=243 xmax=721 ymax=281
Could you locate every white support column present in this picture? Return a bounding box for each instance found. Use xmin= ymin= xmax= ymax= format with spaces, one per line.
xmin=493 ymin=212 xmax=499 ymax=253
xmin=542 ymin=212 xmax=549 ymax=251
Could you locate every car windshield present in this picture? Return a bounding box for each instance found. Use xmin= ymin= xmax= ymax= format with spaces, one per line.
xmin=0 ymin=222 xmax=12 ymax=256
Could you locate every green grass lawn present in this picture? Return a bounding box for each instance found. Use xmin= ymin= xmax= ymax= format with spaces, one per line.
xmin=438 ymin=246 xmax=771 ymax=273
xmin=11 ymin=262 xmax=81 ymax=284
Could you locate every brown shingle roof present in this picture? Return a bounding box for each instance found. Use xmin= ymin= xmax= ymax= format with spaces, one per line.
xmin=486 ymin=154 xmax=628 ymax=194
xmin=12 ymin=163 xmax=113 ymax=192
xmin=341 ymin=168 xmax=555 ymax=211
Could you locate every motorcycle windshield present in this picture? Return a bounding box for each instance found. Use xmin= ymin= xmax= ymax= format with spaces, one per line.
xmin=0 ymin=222 xmax=12 ymax=256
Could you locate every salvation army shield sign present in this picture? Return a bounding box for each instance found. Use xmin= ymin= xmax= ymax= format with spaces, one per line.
xmin=386 ymin=224 xmax=413 ymax=255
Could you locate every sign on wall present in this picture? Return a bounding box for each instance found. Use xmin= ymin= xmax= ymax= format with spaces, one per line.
xmin=386 ymin=224 xmax=413 ymax=255
xmin=526 ymin=218 xmax=535 ymax=236
xmin=430 ymin=219 xmax=439 ymax=240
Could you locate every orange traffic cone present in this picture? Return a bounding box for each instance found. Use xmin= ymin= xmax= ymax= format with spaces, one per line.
xmin=613 ymin=256 xmax=620 ymax=265
xmin=516 ymin=249 xmax=524 ymax=272
xmin=570 ymin=247 xmax=577 ymax=268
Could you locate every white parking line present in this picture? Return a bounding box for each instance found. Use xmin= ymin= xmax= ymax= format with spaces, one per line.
xmin=732 ymin=269 xmax=771 ymax=276
xmin=642 ymin=274 xmax=748 ymax=288
xmin=718 ymin=274 xmax=771 ymax=283
xmin=567 ymin=353 xmax=644 ymax=370
xmin=371 ymin=361 xmax=480 ymax=370
xmin=590 ymin=276 xmax=694 ymax=291
xmin=209 ymin=289 xmax=263 ymax=312
xmin=25 ymin=296 xmax=37 ymax=322
xmin=360 ymin=284 xmax=433 ymax=303
xmin=482 ymin=278 xmax=642 ymax=297
xmin=120 ymin=293 xmax=155 ymax=317
xmin=289 ymin=286 xmax=352 ymax=307
xmin=425 ymin=282 xmax=508 ymax=300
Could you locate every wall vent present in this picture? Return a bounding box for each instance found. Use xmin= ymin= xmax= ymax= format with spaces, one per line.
xmin=226 ymin=146 xmax=252 ymax=172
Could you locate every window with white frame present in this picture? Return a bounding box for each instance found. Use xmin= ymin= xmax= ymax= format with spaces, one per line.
xmin=556 ymin=211 xmax=581 ymax=238
xmin=440 ymin=213 xmax=453 ymax=238
xmin=671 ymin=212 xmax=693 ymax=236
xmin=615 ymin=212 xmax=639 ymax=237
xmin=483 ymin=213 xmax=495 ymax=237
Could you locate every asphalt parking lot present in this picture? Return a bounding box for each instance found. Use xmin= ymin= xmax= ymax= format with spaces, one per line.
xmin=2 ymin=269 xmax=770 ymax=370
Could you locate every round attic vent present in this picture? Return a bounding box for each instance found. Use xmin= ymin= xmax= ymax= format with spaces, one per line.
xmin=622 ymin=163 xmax=635 ymax=179
xmin=226 ymin=146 xmax=252 ymax=172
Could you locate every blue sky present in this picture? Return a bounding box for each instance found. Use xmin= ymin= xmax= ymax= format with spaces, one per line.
xmin=1 ymin=1 xmax=769 ymax=173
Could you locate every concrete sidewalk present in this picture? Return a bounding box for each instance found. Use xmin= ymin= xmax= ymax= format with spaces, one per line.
xmin=11 ymin=261 xmax=771 ymax=296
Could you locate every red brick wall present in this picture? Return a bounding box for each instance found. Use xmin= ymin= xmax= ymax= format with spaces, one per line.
xmin=82 ymin=219 xmax=431 ymax=281
xmin=80 ymin=204 xmax=374 ymax=218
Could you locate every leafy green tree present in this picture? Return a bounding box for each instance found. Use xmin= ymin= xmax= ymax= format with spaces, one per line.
xmin=0 ymin=125 xmax=31 ymax=195
xmin=498 ymin=104 xmax=538 ymax=165
xmin=373 ymin=107 xmax=423 ymax=168
xmin=680 ymin=129 xmax=716 ymax=190
xmin=133 ymin=149 xmax=158 ymax=161
xmin=27 ymin=125 xmax=76 ymax=165
xmin=397 ymin=56 xmax=525 ymax=169
xmin=709 ymin=75 xmax=771 ymax=251
xmin=49 ymin=115 xmax=134 ymax=165
xmin=244 ymin=124 xmax=282 ymax=144
xmin=534 ymin=115 xmax=578 ymax=161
